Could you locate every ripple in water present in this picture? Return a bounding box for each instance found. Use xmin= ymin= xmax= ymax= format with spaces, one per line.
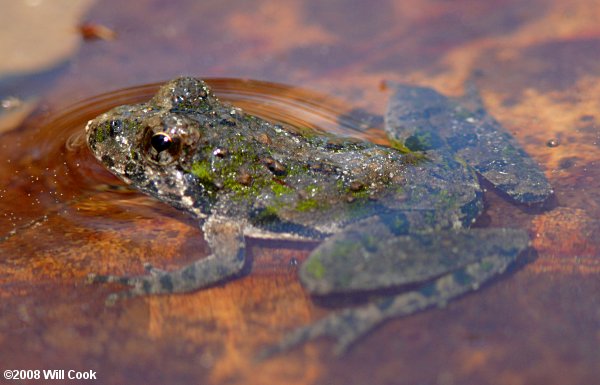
xmin=2 ymin=78 xmax=383 ymax=242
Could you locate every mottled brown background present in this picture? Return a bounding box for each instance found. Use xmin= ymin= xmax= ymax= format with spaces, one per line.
xmin=1 ymin=1 xmax=600 ymax=384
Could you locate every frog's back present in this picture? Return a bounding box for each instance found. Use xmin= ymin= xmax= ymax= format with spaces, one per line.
xmin=192 ymin=106 xmax=413 ymax=235
xmin=196 ymin=103 xmax=482 ymax=238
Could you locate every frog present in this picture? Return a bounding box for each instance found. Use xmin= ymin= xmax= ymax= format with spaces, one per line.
xmin=85 ymin=77 xmax=552 ymax=356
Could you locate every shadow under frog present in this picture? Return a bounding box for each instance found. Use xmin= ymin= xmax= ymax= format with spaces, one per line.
xmin=85 ymin=77 xmax=552 ymax=356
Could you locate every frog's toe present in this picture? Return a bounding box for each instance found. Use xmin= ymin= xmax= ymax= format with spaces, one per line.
xmin=87 ymin=272 xmax=143 ymax=286
xmin=105 ymin=292 xmax=125 ymax=306
xmin=259 ymin=321 xmax=327 ymax=360
xmin=331 ymin=319 xmax=376 ymax=356
xmin=143 ymin=262 xmax=168 ymax=276
xmin=86 ymin=272 xmax=128 ymax=285
xmin=105 ymin=274 xmax=171 ymax=303
xmin=88 ymin=270 xmax=166 ymax=300
xmin=103 ymin=285 xmax=150 ymax=306
xmin=260 ymin=307 xmax=379 ymax=359
xmin=86 ymin=272 xmax=99 ymax=284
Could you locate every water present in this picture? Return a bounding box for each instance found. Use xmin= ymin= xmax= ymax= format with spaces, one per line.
xmin=0 ymin=80 xmax=392 ymax=383
xmin=3 ymin=78 xmax=599 ymax=385
xmin=0 ymin=78 xmax=379 ymax=250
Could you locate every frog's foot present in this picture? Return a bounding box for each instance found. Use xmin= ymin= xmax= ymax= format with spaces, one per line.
xmin=87 ymin=269 xmax=179 ymax=305
xmin=259 ymin=303 xmax=384 ymax=359
xmin=87 ymin=263 xmax=169 ymax=285
xmin=262 ymin=243 xmax=522 ymax=358
xmin=260 ymin=227 xmax=530 ymax=358
xmin=87 ymin=216 xmax=246 ymax=305
xmin=86 ymin=271 xmax=173 ymax=305
xmin=143 ymin=262 xmax=169 ymax=276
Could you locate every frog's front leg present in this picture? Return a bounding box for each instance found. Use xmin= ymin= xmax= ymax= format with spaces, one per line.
xmin=262 ymin=223 xmax=529 ymax=357
xmin=88 ymin=215 xmax=245 ymax=304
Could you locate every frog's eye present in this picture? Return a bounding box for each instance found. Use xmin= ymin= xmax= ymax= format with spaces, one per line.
xmin=150 ymin=132 xmax=173 ymax=153
xmin=144 ymin=129 xmax=182 ymax=166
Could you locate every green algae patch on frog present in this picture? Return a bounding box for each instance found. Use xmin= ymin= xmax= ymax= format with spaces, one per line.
xmin=190 ymin=160 xmax=213 ymax=184
xmin=295 ymin=198 xmax=322 ymax=212
xmin=84 ymin=77 xmax=552 ymax=357
xmin=270 ymin=182 xmax=294 ymax=197
xmin=304 ymin=257 xmax=326 ymax=281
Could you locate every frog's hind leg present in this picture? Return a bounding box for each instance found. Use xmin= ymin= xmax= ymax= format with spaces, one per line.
xmin=385 ymin=83 xmax=552 ymax=205
xmin=261 ymin=227 xmax=529 ymax=357
xmin=88 ymin=216 xmax=245 ymax=304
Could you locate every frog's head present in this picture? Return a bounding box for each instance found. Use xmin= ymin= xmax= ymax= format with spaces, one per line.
xmin=85 ymin=77 xmax=220 ymax=216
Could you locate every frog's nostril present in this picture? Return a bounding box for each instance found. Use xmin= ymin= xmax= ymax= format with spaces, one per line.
xmin=109 ymin=120 xmax=123 ymax=136
xmin=101 ymin=155 xmax=114 ymax=168
xmin=151 ymin=132 xmax=173 ymax=153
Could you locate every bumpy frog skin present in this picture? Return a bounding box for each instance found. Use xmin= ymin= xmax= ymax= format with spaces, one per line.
xmin=86 ymin=77 xmax=552 ymax=356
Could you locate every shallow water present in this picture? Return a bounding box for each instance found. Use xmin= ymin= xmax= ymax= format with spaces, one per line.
xmin=0 ymin=79 xmax=594 ymax=383
xmin=0 ymin=79 xmax=408 ymax=384
xmin=3 ymin=0 xmax=600 ymax=383
xmin=1 ymin=78 xmax=380 ymax=274
xmin=2 ymin=75 xmax=600 ymax=385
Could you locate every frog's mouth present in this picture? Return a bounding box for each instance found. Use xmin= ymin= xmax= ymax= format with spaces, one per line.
xmin=86 ymin=115 xmax=138 ymax=175
xmin=85 ymin=108 xmax=209 ymax=219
